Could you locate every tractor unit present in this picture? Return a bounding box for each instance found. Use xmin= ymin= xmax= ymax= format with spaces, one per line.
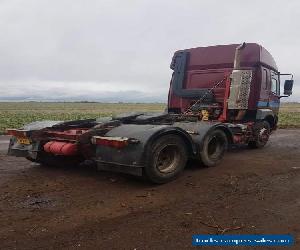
xmin=7 ymin=43 xmax=294 ymax=183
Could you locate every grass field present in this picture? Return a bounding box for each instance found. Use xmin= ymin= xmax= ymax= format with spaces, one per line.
xmin=0 ymin=102 xmax=299 ymax=134
xmin=0 ymin=102 xmax=166 ymax=134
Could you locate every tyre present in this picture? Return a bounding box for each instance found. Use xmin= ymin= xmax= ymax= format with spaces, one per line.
xmin=199 ymin=129 xmax=228 ymax=167
xmin=248 ymin=121 xmax=270 ymax=149
xmin=144 ymin=135 xmax=188 ymax=184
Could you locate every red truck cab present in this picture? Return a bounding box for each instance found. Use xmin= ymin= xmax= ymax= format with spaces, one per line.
xmin=168 ymin=43 xmax=292 ymax=130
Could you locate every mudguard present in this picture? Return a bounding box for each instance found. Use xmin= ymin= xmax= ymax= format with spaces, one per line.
xmin=94 ymin=121 xmax=233 ymax=169
xmin=95 ymin=124 xmax=191 ymax=168
xmin=21 ymin=120 xmax=63 ymax=130
xmin=174 ymin=121 xmax=233 ymax=149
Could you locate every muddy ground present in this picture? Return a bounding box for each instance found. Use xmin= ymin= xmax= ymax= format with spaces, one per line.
xmin=0 ymin=129 xmax=300 ymax=250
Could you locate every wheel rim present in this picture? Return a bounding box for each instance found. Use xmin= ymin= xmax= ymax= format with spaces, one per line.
xmin=156 ymin=144 xmax=180 ymax=173
xmin=258 ymin=127 xmax=270 ymax=144
xmin=207 ymin=135 xmax=225 ymax=159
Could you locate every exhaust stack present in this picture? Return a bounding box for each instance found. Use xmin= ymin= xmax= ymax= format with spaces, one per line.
xmin=227 ymin=42 xmax=253 ymax=120
xmin=233 ymin=42 xmax=246 ymax=69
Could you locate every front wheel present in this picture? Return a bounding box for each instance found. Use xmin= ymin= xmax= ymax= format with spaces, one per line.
xmin=144 ymin=135 xmax=188 ymax=184
xmin=199 ymin=129 xmax=228 ymax=167
xmin=248 ymin=121 xmax=270 ymax=149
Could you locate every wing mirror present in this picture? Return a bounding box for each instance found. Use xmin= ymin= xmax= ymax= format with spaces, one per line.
xmin=283 ymin=79 xmax=293 ymax=96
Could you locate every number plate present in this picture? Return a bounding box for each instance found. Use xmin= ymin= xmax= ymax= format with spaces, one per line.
xmin=17 ymin=137 xmax=31 ymax=145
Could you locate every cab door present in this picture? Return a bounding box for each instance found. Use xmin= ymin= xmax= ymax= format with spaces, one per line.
xmin=268 ymin=71 xmax=280 ymax=114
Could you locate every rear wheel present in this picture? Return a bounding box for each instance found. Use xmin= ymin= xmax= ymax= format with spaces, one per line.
xmin=199 ymin=129 xmax=228 ymax=167
xmin=248 ymin=121 xmax=270 ymax=149
xmin=144 ymin=135 xmax=188 ymax=184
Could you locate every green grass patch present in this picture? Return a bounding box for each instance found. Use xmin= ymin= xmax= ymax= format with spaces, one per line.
xmin=0 ymin=102 xmax=299 ymax=133
xmin=0 ymin=102 xmax=165 ymax=133
xmin=278 ymin=112 xmax=300 ymax=128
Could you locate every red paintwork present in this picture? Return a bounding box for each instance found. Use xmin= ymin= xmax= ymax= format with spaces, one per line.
xmin=44 ymin=141 xmax=78 ymax=156
xmin=44 ymin=129 xmax=89 ymax=141
xmin=168 ymin=43 xmax=279 ymax=113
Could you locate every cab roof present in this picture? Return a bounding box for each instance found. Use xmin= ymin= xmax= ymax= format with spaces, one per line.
xmin=178 ymin=43 xmax=278 ymax=72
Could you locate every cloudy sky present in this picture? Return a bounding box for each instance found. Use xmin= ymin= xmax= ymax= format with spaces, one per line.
xmin=0 ymin=0 xmax=299 ymax=102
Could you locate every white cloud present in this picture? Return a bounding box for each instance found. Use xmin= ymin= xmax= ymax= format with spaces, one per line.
xmin=0 ymin=0 xmax=299 ymax=102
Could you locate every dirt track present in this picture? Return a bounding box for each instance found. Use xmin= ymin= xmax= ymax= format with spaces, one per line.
xmin=0 ymin=129 xmax=300 ymax=249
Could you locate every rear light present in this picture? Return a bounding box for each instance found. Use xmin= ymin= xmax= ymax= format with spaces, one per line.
xmin=6 ymin=129 xmax=30 ymax=138
xmin=44 ymin=129 xmax=89 ymax=140
xmin=91 ymin=136 xmax=139 ymax=149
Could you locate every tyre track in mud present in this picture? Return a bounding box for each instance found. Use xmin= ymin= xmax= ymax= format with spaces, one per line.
xmin=0 ymin=129 xmax=300 ymax=249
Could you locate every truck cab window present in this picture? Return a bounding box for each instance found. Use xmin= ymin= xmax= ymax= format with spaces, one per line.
xmin=271 ymin=72 xmax=279 ymax=95
xmin=271 ymin=78 xmax=277 ymax=93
